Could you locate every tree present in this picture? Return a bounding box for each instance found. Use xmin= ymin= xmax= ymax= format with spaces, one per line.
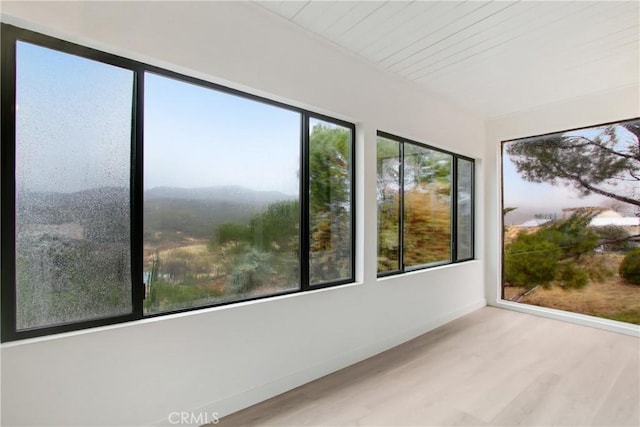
xmin=619 ymin=248 xmax=640 ymax=285
xmin=594 ymin=226 xmax=631 ymax=252
xmin=505 ymin=120 xmax=640 ymax=207
xmin=504 ymin=233 xmax=561 ymax=288
xmin=212 ymin=222 xmax=251 ymax=247
xmin=309 ymin=123 xmax=352 ymax=282
xmin=309 ymin=123 xmax=351 ymax=211
xmin=504 ymin=212 xmax=599 ymax=289
xmin=249 ymin=200 xmax=298 ymax=252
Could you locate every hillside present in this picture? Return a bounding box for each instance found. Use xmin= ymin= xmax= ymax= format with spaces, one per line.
xmin=144 ymin=186 xmax=296 ymax=243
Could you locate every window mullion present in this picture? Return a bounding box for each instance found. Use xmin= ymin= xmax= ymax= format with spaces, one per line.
xmin=399 ymin=141 xmax=405 ymax=273
xmin=1 ymin=24 xmax=18 ymax=342
xmin=301 ymin=114 xmax=310 ymax=291
xmin=452 ymin=156 xmax=458 ymax=262
xmin=131 ymin=69 xmax=145 ymax=317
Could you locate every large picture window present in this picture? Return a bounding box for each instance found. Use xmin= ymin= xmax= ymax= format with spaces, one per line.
xmin=377 ymin=132 xmax=474 ymax=276
xmin=502 ymin=119 xmax=640 ymax=325
xmin=0 ymin=24 xmax=355 ymax=341
xmin=143 ymin=72 xmax=301 ymax=314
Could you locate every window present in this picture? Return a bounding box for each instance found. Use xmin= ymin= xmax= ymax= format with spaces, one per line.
xmin=12 ymin=41 xmax=134 ymax=330
xmin=1 ymin=24 xmax=355 ymax=341
xmin=308 ymin=118 xmax=354 ymax=285
xmin=403 ymin=143 xmax=453 ymax=267
xmin=143 ymin=72 xmax=302 ymax=313
xmin=456 ymin=158 xmax=474 ymax=261
xmin=377 ymin=132 xmax=474 ymax=276
xmin=502 ymin=118 xmax=639 ymax=325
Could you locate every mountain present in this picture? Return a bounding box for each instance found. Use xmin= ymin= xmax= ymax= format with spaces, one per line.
xmin=145 ymin=186 xmax=295 ymax=204
xmin=144 ymin=186 xmax=297 ymax=241
xmin=17 ymin=186 xmax=297 ymax=242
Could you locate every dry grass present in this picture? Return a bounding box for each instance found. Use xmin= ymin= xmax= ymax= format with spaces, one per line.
xmin=504 ymin=253 xmax=640 ymax=324
xmin=160 ymin=243 xmax=209 ymax=258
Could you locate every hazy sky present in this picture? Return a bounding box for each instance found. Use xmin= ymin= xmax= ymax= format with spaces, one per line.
xmin=16 ymin=41 xmax=133 ymax=194
xmin=502 ymin=124 xmax=638 ymax=224
xmin=16 ymin=40 xmax=301 ymax=196
xmin=502 ymin=156 xmax=611 ymax=223
xmin=16 ymin=40 xmax=636 ymax=214
xmin=144 ymin=72 xmax=300 ymax=195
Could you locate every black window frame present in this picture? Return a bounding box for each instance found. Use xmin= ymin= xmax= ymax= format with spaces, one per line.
xmin=0 ymin=24 xmax=356 ymax=342
xmin=376 ymin=131 xmax=474 ymax=278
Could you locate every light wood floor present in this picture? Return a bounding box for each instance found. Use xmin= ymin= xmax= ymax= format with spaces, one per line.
xmin=220 ymin=307 xmax=639 ymax=427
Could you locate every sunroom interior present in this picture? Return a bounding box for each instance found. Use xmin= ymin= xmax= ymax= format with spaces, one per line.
xmin=0 ymin=1 xmax=638 ymax=426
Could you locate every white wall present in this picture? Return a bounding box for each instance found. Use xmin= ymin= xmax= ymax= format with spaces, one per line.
xmin=485 ymin=85 xmax=640 ymax=336
xmin=0 ymin=2 xmax=486 ymax=426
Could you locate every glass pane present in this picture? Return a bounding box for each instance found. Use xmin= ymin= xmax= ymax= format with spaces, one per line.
xmin=15 ymin=42 xmax=133 ymax=329
xmin=457 ymin=158 xmax=473 ymax=260
xmin=377 ymin=137 xmax=401 ymax=273
xmin=144 ymin=73 xmax=300 ymax=314
xmin=309 ymin=118 xmax=353 ymax=285
xmin=502 ymin=118 xmax=640 ymax=325
xmin=403 ymin=143 xmax=452 ymax=267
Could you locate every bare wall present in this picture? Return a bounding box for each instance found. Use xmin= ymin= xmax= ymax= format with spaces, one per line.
xmin=0 ymin=2 xmax=485 ymax=426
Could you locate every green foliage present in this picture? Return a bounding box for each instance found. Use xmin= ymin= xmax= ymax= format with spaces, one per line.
xmin=504 ymin=232 xmax=562 ymax=289
xmin=309 ymin=123 xmax=352 ymax=282
xmin=404 ymin=144 xmax=452 ymax=185
xmin=504 ymin=213 xmax=599 ymax=290
xmin=377 ymin=203 xmax=400 ymax=272
xmin=309 ymin=123 xmax=350 ymax=212
xmin=594 ymin=225 xmax=631 ymax=252
xmin=228 ymin=248 xmax=275 ymax=295
xmin=503 ymin=207 xmax=518 ymax=216
xmin=144 ymin=198 xmax=254 ymax=243
xmin=545 ymin=212 xmax=599 ymax=260
xmin=376 ymin=138 xmax=401 ymax=272
xmin=205 ymin=124 xmax=354 ymax=285
xmin=250 ymin=200 xmax=299 ymax=252
xmin=212 ymin=222 xmax=251 ymax=247
xmin=149 ymin=124 xmax=353 ymax=309
xmin=310 ymin=210 xmax=352 ymax=282
xmin=556 ymin=262 xmax=589 ymax=290
xmin=619 ymin=249 xmax=640 ymax=285
xmin=147 ymin=278 xmax=224 ymax=313
xmin=376 ymin=140 xmax=454 ymax=269
xmin=505 ymin=122 xmax=640 ymax=207
xmin=583 ymin=257 xmax=614 ymax=283
xmin=599 ymin=309 xmax=640 ymax=324
xmin=210 ymin=200 xmax=299 ymax=254
xmin=376 ymin=138 xmax=400 ymax=171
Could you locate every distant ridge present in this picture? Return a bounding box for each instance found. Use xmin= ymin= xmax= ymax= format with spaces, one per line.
xmin=145 ymin=185 xmax=296 ymax=204
xmin=17 ymin=186 xmax=297 ymax=240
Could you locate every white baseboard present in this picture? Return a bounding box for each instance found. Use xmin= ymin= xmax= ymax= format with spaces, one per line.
xmin=491 ymin=300 xmax=640 ymax=337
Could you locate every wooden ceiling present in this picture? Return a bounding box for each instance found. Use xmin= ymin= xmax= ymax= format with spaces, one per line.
xmin=254 ymin=1 xmax=639 ymax=118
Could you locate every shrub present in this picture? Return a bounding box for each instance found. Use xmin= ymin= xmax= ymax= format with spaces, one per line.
xmin=546 ymin=212 xmax=598 ymax=259
xmin=228 ymin=248 xmax=274 ymax=295
xmin=619 ymin=249 xmax=640 ymax=285
xmin=594 ymin=225 xmax=631 ymax=252
xmin=556 ymin=262 xmax=589 ymax=289
xmin=504 ymin=232 xmax=562 ymax=289
xmin=503 ymin=212 xmax=603 ymax=290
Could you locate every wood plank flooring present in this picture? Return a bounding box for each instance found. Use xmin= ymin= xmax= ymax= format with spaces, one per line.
xmin=220 ymin=307 xmax=640 ymax=426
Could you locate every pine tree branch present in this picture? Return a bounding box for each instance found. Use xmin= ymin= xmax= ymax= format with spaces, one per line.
xmin=596 ymin=234 xmax=640 ymax=247
xmin=564 ymin=136 xmax=640 ymax=161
